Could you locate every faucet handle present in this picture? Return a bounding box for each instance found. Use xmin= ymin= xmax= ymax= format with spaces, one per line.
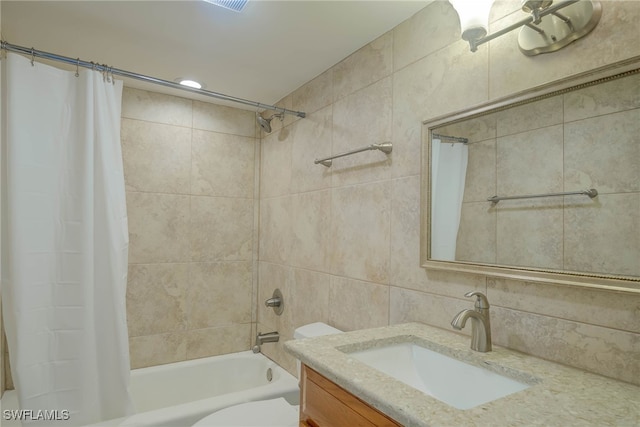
xmin=464 ymin=291 xmax=490 ymax=309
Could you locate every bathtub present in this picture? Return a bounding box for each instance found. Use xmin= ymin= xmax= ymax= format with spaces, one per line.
xmin=2 ymin=351 xmax=299 ymax=427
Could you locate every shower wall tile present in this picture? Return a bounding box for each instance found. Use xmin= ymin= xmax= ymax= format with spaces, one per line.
xmin=190 ymin=196 xmax=253 ymax=262
xmin=127 ymin=192 xmax=191 ymax=264
xmin=330 ymin=182 xmax=391 ymax=284
xmin=564 ymin=110 xmax=640 ymax=194
xmin=290 ymin=105 xmax=333 ymax=194
xmin=564 ymin=73 xmax=640 ymax=123
xmin=129 ymin=332 xmax=187 ymax=369
xmin=191 ymin=130 xmax=255 ymax=198
xmin=393 ymin=0 xmax=459 ymax=72
xmin=187 ymin=262 xmax=253 ymax=329
xmin=121 ymin=118 xmax=192 ymax=194
xmin=290 ymin=268 xmax=331 ymax=331
xmin=331 ymin=77 xmax=393 ymax=187
xmin=333 ymin=31 xmax=393 ymax=101
xmin=193 ymin=101 xmax=255 ymax=138
xmin=292 ymin=69 xmax=333 ymax=115
xmin=126 ymin=263 xmax=188 ymax=337
xmin=260 ymin=130 xmax=292 ymax=198
xmin=463 ymin=138 xmax=496 ymax=203
xmin=259 ymin=196 xmax=293 ymax=265
xmin=122 ymin=87 xmax=192 ymax=127
xmin=186 ymin=324 xmax=250 ymax=360
xmin=564 ymin=193 xmax=640 ymax=277
xmin=328 ymin=277 xmax=389 ymax=332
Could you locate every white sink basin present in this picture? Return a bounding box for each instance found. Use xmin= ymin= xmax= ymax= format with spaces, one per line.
xmin=348 ymin=343 xmax=531 ymax=410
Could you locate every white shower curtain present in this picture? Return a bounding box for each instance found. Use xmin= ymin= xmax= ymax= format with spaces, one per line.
xmin=431 ymin=139 xmax=469 ymax=261
xmin=1 ymin=53 xmax=134 ymax=425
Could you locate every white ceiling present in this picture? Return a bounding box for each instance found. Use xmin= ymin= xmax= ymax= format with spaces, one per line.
xmin=2 ymin=0 xmax=431 ymax=109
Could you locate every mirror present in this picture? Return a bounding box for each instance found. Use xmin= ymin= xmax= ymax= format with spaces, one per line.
xmin=421 ymin=58 xmax=640 ymax=291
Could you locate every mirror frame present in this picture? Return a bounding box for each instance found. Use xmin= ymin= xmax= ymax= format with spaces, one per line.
xmin=421 ymin=56 xmax=640 ymax=293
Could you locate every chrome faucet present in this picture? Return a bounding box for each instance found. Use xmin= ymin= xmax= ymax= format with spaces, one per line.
xmin=451 ymin=291 xmax=492 ymax=352
xmin=252 ymin=331 xmax=279 ymax=353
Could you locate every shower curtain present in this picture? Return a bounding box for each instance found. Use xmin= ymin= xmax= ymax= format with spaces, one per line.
xmin=1 ymin=53 xmax=134 ymax=425
xmin=431 ymin=139 xmax=468 ymax=261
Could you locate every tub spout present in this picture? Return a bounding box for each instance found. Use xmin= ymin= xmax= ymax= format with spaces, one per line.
xmin=252 ymin=331 xmax=279 ymax=353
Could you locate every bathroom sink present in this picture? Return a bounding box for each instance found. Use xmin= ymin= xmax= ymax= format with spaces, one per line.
xmin=348 ymin=343 xmax=531 ymax=410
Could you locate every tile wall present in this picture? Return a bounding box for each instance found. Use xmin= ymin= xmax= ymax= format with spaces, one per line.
xmin=257 ymin=0 xmax=640 ymax=386
xmin=451 ymin=73 xmax=640 ymax=275
xmin=121 ymin=89 xmax=259 ymax=368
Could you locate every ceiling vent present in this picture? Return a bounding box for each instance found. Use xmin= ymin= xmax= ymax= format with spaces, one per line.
xmin=203 ymin=0 xmax=248 ymax=13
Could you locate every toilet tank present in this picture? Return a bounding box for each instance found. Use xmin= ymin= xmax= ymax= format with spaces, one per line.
xmin=294 ymin=322 xmax=342 ymax=340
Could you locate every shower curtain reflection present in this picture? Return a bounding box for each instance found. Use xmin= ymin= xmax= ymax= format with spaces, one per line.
xmin=1 ymin=53 xmax=134 ymax=425
xmin=430 ymin=139 xmax=468 ymax=261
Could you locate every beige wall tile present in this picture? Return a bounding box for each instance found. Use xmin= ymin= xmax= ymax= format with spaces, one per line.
xmin=127 ymin=263 xmax=187 ymax=337
xmin=487 ymin=278 xmax=640 ymax=333
xmin=435 ymin=113 xmax=497 ymax=145
xmin=564 ymin=109 xmax=640 ymax=194
xmin=187 ymin=262 xmax=252 ymax=329
xmin=496 ymin=198 xmax=564 ymax=270
xmin=290 ymin=191 xmax=330 ymax=272
xmin=290 ymin=268 xmax=331 ymax=331
xmin=127 ymin=192 xmax=191 ymax=264
xmin=393 ymin=1 xmax=460 ymax=72
xmin=390 ymin=123 xmax=421 ymax=179
xmin=186 ymin=324 xmax=250 ymax=360
xmin=390 ymin=175 xmax=427 ymax=289
xmin=129 ymin=332 xmax=187 ymax=369
xmin=330 ymin=182 xmax=391 ymax=283
xmin=190 ymin=196 xmax=253 ymax=262
xmin=260 ymin=130 xmax=292 ymax=198
xmin=331 ymin=77 xmax=393 ymax=187
xmin=488 ymin=1 xmax=640 ymax=99
xmin=259 ymin=197 xmax=292 ymax=265
xmin=290 ymin=106 xmax=333 ymax=194
xmin=328 ymin=277 xmax=389 ymax=332
xmin=496 ymin=96 xmax=563 ymax=137
xmin=193 ymin=101 xmax=255 ymax=137
xmin=491 ymin=306 xmax=640 ymax=385
xmin=333 ymin=32 xmax=393 ymax=101
xmin=292 ymin=69 xmax=333 ymax=115
xmin=497 ymin=125 xmax=564 ymax=196
xmin=463 ymin=138 xmax=496 ymax=203
xmin=457 ymin=202 xmax=497 ymax=264
xmin=122 ymin=87 xmax=192 ymax=127
xmin=191 ymin=130 xmax=255 ymax=198
xmin=564 ymin=73 xmax=640 ymax=123
xmin=564 ymin=193 xmax=640 ymax=277
xmin=121 ymin=118 xmax=191 ymax=194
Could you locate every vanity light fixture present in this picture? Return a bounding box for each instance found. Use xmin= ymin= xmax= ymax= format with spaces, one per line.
xmin=178 ymin=79 xmax=203 ymax=89
xmin=448 ymin=0 xmax=601 ymax=56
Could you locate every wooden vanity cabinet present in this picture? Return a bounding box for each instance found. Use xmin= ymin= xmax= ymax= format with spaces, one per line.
xmin=299 ymin=364 xmax=402 ymax=427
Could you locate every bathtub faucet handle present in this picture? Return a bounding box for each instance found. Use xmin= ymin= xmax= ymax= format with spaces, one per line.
xmin=265 ymin=289 xmax=284 ymax=315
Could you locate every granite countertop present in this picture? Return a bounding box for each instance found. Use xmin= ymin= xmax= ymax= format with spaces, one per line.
xmin=284 ymin=323 xmax=640 ymax=427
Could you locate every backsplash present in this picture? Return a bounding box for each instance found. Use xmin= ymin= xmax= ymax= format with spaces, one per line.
xmin=257 ymin=0 xmax=640 ymax=385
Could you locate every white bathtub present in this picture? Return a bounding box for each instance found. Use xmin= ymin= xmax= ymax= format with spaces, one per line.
xmin=2 ymin=351 xmax=299 ymax=427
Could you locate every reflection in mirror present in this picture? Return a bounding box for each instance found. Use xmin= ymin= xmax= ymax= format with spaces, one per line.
xmin=424 ymin=67 xmax=640 ymax=284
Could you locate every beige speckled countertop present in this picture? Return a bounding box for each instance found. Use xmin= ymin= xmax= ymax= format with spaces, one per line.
xmin=284 ymin=323 xmax=640 ymax=427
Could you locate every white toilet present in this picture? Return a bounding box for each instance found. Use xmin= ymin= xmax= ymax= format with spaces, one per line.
xmin=192 ymin=322 xmax=342 ymax=427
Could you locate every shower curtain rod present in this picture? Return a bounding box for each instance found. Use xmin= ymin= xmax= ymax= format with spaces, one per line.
xmin=0 ymin=41 xmax=307 ymax=118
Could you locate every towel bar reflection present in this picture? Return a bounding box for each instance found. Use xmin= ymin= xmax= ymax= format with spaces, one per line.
xmin=314 ymin=142 xmax=392 ymax=167
xmin=488 ymin=189 xmax=598 ymax=204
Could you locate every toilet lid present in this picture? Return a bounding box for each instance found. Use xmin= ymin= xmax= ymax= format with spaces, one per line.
xmin=192 ymin=398 xmax=299 ymax=427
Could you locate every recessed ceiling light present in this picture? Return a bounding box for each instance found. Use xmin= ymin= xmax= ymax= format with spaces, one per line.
xmin=178 ymin=79 xmax=202 ymax=89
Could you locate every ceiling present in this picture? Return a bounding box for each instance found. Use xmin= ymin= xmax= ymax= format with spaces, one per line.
xmin=2 ymin=0 xmax=431 ymax=109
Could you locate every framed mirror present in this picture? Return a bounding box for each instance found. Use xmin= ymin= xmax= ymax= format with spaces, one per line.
xmin=421 ymin=57 xmax=640 ymax=292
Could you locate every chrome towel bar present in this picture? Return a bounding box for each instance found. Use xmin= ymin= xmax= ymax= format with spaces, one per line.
xmin=314 ymin=142 xmax=392 ymax=167
xmin=488 ymin=189 xmax=598 ymax=204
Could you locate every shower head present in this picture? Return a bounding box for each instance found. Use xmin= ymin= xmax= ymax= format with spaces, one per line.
xmin=257 ymin=112 xmax=284 ymax=133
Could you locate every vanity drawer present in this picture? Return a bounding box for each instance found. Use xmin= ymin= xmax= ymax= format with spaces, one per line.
xmin=300 ymin=365 xmax=400 ymax=427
